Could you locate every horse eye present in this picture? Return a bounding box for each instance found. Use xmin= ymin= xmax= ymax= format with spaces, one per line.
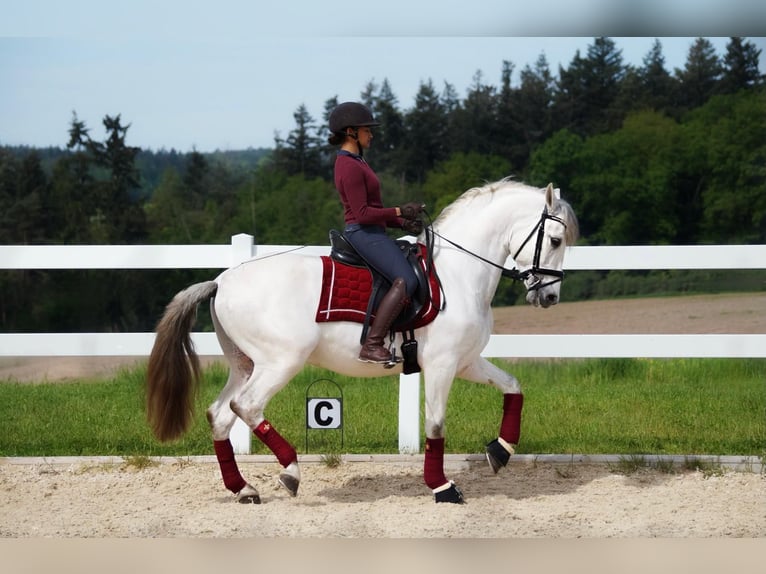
xmin=550 ymin=237 xmax=563 ymax=248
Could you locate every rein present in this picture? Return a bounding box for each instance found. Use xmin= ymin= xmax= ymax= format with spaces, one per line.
xmin=423 ymin=207 xmax=567 ymax=292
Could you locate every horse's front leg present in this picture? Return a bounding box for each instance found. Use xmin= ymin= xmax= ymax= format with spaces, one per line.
xmin=458 ymin=357 xmax=523 ymax=474
xmin=423 ymin=365 xmax=465 ymax=504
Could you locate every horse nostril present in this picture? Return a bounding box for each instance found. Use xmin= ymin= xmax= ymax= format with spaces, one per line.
xmin=546 ymin=293 xmax=558 ymax=304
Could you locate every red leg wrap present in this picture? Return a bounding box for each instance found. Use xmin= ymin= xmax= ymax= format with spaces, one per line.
xmin=254 ymin=420 xmax=297 ymax=468
xmin=423 ymin=437 xmax=448 ymax=490
xmin=499 ymin=393 xmax=524 ymax=444
xmin=213 ymin=439 xmax=247 ymax=494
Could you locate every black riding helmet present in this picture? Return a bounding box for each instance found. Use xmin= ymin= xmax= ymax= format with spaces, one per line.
xmin=329 ymin=102 xmax=381 ymax=133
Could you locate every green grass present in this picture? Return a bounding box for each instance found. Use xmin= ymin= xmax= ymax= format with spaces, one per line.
xmin=0 ymin=359 xmax=763 ymax=457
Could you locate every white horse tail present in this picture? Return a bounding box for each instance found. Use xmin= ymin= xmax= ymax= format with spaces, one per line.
xmin=146 ymin=280 xmax=218 ymax=442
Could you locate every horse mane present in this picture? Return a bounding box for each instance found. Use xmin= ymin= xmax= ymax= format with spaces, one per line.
xmin=551 ymin=197 xmax=580 ymax=246
xmin=433 ymin=177 xmax=520 ymax=224
xmin=434 ymin=177 xmax=580 ymax=246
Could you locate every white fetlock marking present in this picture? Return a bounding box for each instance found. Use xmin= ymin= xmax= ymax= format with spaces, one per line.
xmin=236 ymin=483 xmax=259 ymax=501
xmin=284 ymin=461 xmax=301 ymax=482
xmin=432 ymin=480 xmax=454 ymax=494
xmin=498 ymin=437 xmax=516 ymax=455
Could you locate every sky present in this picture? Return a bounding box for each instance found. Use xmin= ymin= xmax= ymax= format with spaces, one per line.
xmin=1 ymin=1 xmax=765 ymax=152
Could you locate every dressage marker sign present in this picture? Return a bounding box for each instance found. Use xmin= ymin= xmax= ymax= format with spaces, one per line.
xmin=305 ymin=379 xmax=344 ymax=452
xmin=307 ymin=398 xmax=342 ymax=429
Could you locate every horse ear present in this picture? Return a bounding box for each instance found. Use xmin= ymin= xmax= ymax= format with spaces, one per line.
xmin=545 ymin=183 xmax=560 ymax=207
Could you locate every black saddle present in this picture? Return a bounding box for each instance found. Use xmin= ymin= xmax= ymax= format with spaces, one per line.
xmin=328 ymin=229 xmax=431 ymax=331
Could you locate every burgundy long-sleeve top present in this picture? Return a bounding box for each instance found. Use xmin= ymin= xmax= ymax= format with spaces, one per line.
xmin=334 ymin=151 xmax=402 ymax=228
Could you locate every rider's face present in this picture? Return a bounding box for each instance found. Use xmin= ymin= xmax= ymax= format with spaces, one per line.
xmin=356 ymin=127 xmax=373 ymax=149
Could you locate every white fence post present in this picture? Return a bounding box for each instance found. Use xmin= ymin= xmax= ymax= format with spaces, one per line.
xmin=228 ymin=234 xmax=255 ymax=454
xmin=398 ymin=373 xmax=421 ymax=453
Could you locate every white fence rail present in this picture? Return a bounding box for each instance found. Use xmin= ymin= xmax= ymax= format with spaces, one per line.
xmin=2 ymin=235 xmax=765 ymax=453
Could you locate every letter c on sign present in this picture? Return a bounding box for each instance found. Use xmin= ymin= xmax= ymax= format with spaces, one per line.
xmin=307 ymin=398 xmax=342 ymax=429
xmin=316 ymin=400 xmax=333 ymax=426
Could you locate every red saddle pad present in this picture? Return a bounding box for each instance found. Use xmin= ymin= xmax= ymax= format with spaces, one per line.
xmin=315 ymin=243 xmax=440 ymax=330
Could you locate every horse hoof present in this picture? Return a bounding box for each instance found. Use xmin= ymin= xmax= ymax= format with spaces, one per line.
xmin=434 ymin=482 xmax=465 ymax=504
xmin=236 ymin=484 xmax=261 ymax=504
xmin=486 ymin=439 xmax=511 ymax=473
xmin=278 ymin=473 xmax=300 ymax=497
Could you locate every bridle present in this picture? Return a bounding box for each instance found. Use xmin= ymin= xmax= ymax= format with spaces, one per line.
xmin=425 ymin=206 xmax=567 ymax=292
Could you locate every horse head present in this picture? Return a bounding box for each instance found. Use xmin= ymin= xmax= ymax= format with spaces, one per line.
xmin=511 ymin=183 xmax=579 ymax=309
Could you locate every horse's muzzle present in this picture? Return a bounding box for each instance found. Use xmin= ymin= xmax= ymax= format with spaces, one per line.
xmin=527 ymin=288 xmax=559 ymax=308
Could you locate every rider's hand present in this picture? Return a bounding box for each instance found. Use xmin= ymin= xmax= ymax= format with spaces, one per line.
xmin=402 ymin=218 xmax=424 ymax=236
xmin=399 ymin=202 xmax=425 ymax=220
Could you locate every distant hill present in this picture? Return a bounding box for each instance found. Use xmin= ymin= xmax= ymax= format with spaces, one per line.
xmin=1 ymin=144 xmax=272 ymax=198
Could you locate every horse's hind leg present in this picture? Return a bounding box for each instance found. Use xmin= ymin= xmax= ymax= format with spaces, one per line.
xmin=229 ymin=360 xmax=305 ymax=497
xmin=206 ymin=354 xmax=262 ymax=503
xmin=207 ymin=307 xmax=261 ymax=503
xmin=458 ymin=357 xmax=523 ymax=473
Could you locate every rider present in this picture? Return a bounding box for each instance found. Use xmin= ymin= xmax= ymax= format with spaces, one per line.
xmin=328 ymin=101 xmax=424 ymax=364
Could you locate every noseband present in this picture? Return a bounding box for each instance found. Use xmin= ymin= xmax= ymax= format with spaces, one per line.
xmin=427 ymin=206 xmax=567 ymax=292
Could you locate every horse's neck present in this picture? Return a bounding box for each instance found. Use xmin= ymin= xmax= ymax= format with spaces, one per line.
xmin=433 ymin=190 xmax=543 ymax=304
xmin=436 ymin=190 xmax=543 ymax=262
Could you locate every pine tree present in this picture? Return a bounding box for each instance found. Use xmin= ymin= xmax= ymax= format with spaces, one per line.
xmin=89 ymin=114 xmax=145 ymax=243
xmin=640 ymin=39 xmax=679 ymax=114
xmin=452 ymin=70 xmax=498 ymax=155
xmin=553 ymin=38 xmax=627 ymax=136
xmin=514 ymin=54 xmax=555 ymax=167
xmin=365 ymin=78 xmax=404 ymax=174
xmin=402 ymin=79 xmax=449 ymax=183
xmin=273 ymin=104 xmax=323 ymax=178
xmin=719 ymin=37 xmax=763 ymax=94
xmin=675 ymin=37 xmax=723 ymax=110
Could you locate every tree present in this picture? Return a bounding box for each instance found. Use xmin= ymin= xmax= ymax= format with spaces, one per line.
xmin=683 ymin=91 xmax=766 ymax=243
xmin=183 ymin=150 xmax=211 ymax=210
xmin=439 ymin=81 xmax=462 ymax=162
xmin=401 ymin=79 xmax=450 ymax=183
xmin=675 ymin=37 xmax=722 ymax=110
xmin=92 ymin=114 xmax=146 ymax=243
xmin=254 ymin=174 xmax=340 ymax=244
xmin=67 ymin=112 xmax=90 ymax=152
xmin=719 ymin=37 xmax=763 ymax=94
xmin=553 ymin=37 xmax=626 ymax=136
xmin=528 ymin=129 xmax=585 ymax=212
xmin=553 ymin=49 xmax=588 ymax=136
xmin=360 ymin=79 xmax=377 ymax=111
xmin=514 ymin=54 xmax=556 ymax=169
xmin=13 ymin=152 xmax=49 ymax=243
xmin=451 ymin=70 xmax=499 ymax=156
xmin=0 ymin=150 xmax=49 ymax=244
xmin=571 ymin=111 xmax=682 ymax=245
xmin=321 ymin=96 xmax=340 ymax=177
xmin=365 ymin=78 xmax=405 ymax=174
xmin=583 ymin=37 xmax=628 ymax=132
xmin=272 ymin=104 xmax=324 ymax=178
xmin=636 ymin=39 xmax=679 ymax=115
xmin=0 ymin=150 xmax=19 ymax=243
xmin=60 ymin=113 xmax=146 ymax=243
xmin=145 ymin=167 xmax=192 ymax=242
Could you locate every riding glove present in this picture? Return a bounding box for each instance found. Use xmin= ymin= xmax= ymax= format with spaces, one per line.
xmin=401 ymin=218 xmax=424 ymax=235
xmin=399 ymin=202 xmax=425 ymax=220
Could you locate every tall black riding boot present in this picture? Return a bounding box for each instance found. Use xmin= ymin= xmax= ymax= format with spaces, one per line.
xmin=359 ymin=278 xmax=409 ymax=364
